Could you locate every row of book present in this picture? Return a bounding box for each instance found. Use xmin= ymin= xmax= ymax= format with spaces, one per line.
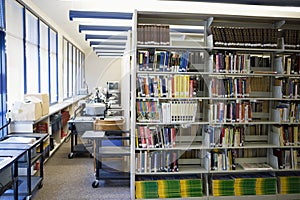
xmin=207 ymin=126 xmax=244 ymax=147
xmin=275 ymin=78 xmax=300 ymax=99
xmin=283 ymin=29 xmax=300 ymax=49
xmin=138 ymin=49 xmax=204 ymax=72
xmin=210 ymin=149 xmax=236 ymax=171
xmin=137 ymin=75 xmax=205 ymax=98
xmin=213 ymin=53 xmax=245 ymax=74
xmin=135 ymin=176 xmax=203 ymax=199
xmin=161 ymin=100 xmax=198 ymax=123
xmin=251 ymin=101 xmax=269 ymax=113
xmin=212 ymin=173 xmax=277 ymax=196
xmin=278 ymin=172 xmax=300 ymax=194
xmin=210 ymin=26 xmax=279 ymax=48
xmin=137 ymin=24 xmax=170 ymax=46
xmin=214 ymin=53 xmax=272 ymax=73
xmin=210 ymin=149 xmax=269 ymax=171
xmin=136 ymin=150 xmax=179 ymax=173
xmin=272 ymin=125 xmax=299 ymax=146
xmin=209 ymin=101 xmax=252 ymax=123
xmin=136 ymin=125 xmax=177 ymax=149
xmin=211 ymin=77 xmax=250 ymax=98
xmin=273 ymin=149 xmax=299 ymax=170
xmin=275 ymin=54 xmax=300 ymax=74
xmin=272 ymin=102 xmax=300 ymax=123
xmin=136 ymin=100 xmax=160 ymax=122
xmin=136 ymin=100 xmax=198 ymax=123
xmin=249 ymin=124 xmax=268 ymax=136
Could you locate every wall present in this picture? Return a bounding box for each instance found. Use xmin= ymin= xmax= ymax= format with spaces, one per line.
xmin=85 ymin=52 xmax=122 ymax=94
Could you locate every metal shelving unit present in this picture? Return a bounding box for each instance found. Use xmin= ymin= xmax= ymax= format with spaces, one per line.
xmin=130 ymin=10 xmax=300 ymax=200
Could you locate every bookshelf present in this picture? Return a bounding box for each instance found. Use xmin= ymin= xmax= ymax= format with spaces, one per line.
xmin=130 ymin=10 xmax=300 ymax=200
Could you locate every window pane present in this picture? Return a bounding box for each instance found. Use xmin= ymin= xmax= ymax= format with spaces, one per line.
xmin=39 ymin=21 xmax=49 ymax=94
xmin=6 ymin=0 xmax=24 ymax=105
xmin=50 ymin=29 xmax=57 ymax=103
xmin=0 ymin=0 xmax=5 ymax=29
xmin=25 ymin=10 xmax=39 ymax=94
xmin=63 ymin=39 xmax=68 ymax=99
xmin=72 ymin=45 xmax=76 ymax=96
xmin=68 ymin=43 xmax=72 ymax=98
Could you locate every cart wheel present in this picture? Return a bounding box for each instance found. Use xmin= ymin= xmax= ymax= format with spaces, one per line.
xmin=26 ymin=195 xmax=32 ymax=200
xmin=68 ymin=153 xmax=74 ymax=159
xmin=92 ymin=180 xmax=99 ymax=188
xmin=38 ymin=183 xmax=43 ymax=189
xmin=89 ymin=153 xmax=93 ymax=158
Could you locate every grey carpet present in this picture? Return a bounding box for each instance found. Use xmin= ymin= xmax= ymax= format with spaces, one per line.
xmin=32 ymin=138 xmax=130 ymax=200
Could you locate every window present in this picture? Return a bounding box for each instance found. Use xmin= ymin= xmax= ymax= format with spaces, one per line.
xmin=39 ymin=21 xmax=49 ymax=94
xmin=63 ymin=38 xmax=85 ymax=99
xmin=6 ymin=0 xmax=24 ymax=105
xmin=6 ymin=0 xmax=58 ymax=106
xmin=63 ymin=39 xmax=68 ymax=99
xmin=25 ymin=10 xmax=39 ymax=93
xmin=49 ymin=29 xmax=58 ymax=103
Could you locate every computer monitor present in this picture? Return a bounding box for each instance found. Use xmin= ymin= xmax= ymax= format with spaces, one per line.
xmin=107 ymin=81 xmax=119 ymax=93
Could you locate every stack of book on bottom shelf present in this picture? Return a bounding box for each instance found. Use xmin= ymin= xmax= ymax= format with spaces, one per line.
xmin=278 ymin=172 xmax=300 ymax=194
xmin=135 ymin=180 xmax=159 ymax=199
xmin=212 ymin=173 xmax=276 ymax=196
xmin=180 ymin=179 xmax=203 ymax=197
xmin=157 ymin=179 xmax=181 ymax=198
xmin=212 ymin=175 xmax=235 ymax=196
xmin=233 ymin=174 xmax=277 ymax=196
xmin=135 ymin=176 xmax=203 ymax=199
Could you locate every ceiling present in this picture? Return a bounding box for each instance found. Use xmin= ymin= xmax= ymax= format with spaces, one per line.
xmin=28 ymin=0 xmax=300 ymax=58
xmin=159 ymin=0 xmax=300 ymax=7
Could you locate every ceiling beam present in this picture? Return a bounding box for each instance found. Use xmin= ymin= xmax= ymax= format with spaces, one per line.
xmin=70 ymin=10 xmax=133 ymax=20
xmin=158 ymin=0 xmax=300 ymax=7
xmin=93 ymin=47 xmax=125 ymax=51
xmin=90 ymin=41 xmax=127 ymax=46
xmin=86 ymin=34 xmax=127 ymax=40
xmin=79 ymin=25 xmax=131 ymax=32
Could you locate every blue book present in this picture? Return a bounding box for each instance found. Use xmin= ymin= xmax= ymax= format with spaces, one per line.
xmin=159 ymin=52 xmax=165 ymax=71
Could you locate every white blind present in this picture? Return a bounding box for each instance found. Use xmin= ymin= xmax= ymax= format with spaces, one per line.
xmin=25 ymin=10 xmax=39 ymax=93
xmin=6 ymin=0 xmax=24 ymax=105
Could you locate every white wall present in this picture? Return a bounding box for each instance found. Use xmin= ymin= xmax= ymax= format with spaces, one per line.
xmin=85 ymin=52 xmax=122 ymax=94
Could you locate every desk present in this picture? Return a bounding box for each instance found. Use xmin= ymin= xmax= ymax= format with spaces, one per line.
xmin=82 ymin=130 xmax=130 ymax=188
xmin=0 ymin=149 xmax=27 ymax=200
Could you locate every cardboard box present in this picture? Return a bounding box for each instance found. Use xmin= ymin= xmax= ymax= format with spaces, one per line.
xmin=25 ymin=93 xmax=49 ymax=115
xmin=12 ymin=100 xmax=42 ymax=121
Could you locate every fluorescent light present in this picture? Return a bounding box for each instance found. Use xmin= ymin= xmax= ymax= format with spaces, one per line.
xmin=81 ymin=31 xmax=129 ymax=35
xmin=87 ymin=39 xmax=127 ymax=43
xmin=95 ymin=49 xmax=124 ymax=53
xmin=72 ymin=18 xmax=133 ymax=26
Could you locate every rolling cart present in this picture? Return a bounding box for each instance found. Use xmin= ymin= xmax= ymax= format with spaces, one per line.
xmin=0 ymin=133 xmax=47 ymax=200
xmin=0 ymin=149 xmax=26 ymax=200
xmin=82 ymin=130 xmax=130 ymax=188
xmin=67 ymin=116 xmax=95 ymax=158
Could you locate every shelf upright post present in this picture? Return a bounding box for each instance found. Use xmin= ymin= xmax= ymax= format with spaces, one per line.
xmin=130 ymin=9 xmax=138 ymax=200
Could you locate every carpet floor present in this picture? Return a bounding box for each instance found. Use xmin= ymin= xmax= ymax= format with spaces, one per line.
xmin=32 ymin=138 xmax=131 ymax=200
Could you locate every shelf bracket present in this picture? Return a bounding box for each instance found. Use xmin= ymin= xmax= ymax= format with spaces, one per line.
xmin=274 ymin=20 xmax=285 ymax=29
xmin=207 ymin=17 xmax=214 ymax=27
